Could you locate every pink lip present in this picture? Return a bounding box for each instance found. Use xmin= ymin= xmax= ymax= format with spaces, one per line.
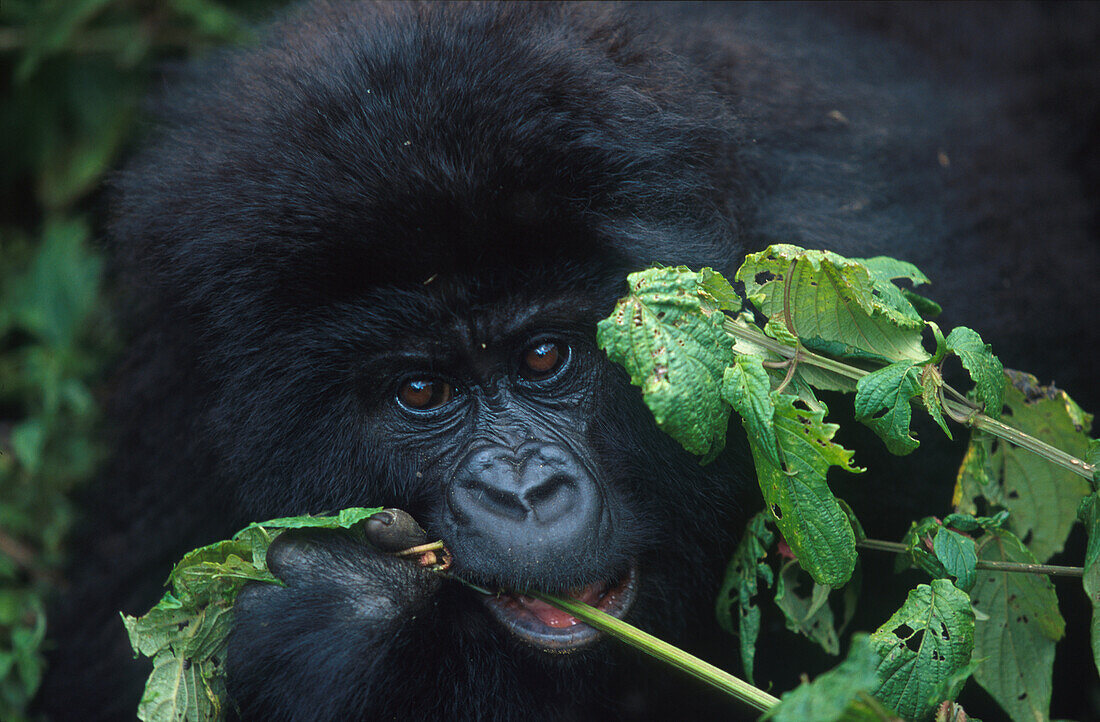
xmin=482 ymin=563 xmax=639 ymax=651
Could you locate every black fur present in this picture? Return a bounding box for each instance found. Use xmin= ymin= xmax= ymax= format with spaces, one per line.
xmin=38 ymin=2 xmax=1099 ymax=720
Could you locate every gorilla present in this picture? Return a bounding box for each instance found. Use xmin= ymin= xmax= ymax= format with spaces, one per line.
xmin=37 ymin=2 xmax=1100 ymax=720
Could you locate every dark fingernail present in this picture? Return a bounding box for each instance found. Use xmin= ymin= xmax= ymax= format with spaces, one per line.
xmin=369 ymin=510 xmax=396 ymax=526
xmin=365 ymin=508 xmax=429 ymax=552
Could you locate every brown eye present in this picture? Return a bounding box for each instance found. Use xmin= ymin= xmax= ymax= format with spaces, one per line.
xmin=521 ymin=341 xmax=568 ymax=381
xmin=398 ymin=378 xmax=454 ymax=411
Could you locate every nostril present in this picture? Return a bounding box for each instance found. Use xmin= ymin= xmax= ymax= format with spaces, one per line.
xmin=457 ymin=477 xmax=528 ymax=522
xmin=524 ymin=474 xmax=578 ymax=524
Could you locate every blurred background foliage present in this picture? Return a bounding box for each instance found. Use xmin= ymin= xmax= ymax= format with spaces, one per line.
xmin=0 ymin=1 xmax=286 ymax=717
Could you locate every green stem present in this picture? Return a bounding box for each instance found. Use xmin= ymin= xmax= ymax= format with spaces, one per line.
xmin=722 ymin=318 xmax=863 ymax=383
xmin=943 ymin=399 xmax=1096 ymax=481
xmin=441 ymin=572 xmax=779 ymax=712
xmin=857 ymin=539 xmax=1084 ymax=578
xmin=528 ymin=590 xmax=780 ymax=712
xmin=723 ymin=317 xmax=1097 ymax=482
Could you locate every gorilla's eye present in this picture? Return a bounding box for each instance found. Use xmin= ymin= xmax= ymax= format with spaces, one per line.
xmin=520 ymin=341 xmax=568 ymax=381
xmin=397 ymin=378 xmax=454 ymax=411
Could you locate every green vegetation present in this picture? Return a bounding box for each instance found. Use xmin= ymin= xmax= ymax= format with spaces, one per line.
xmin=0 ymin=2 xmax=286 ymax=718
xmin=597 ymin=249 xmax=1096 ymax=720
xmin=2 ymin=4 xmax=1097 ymax=721
xmin=122 ymin=508 xmax=380 ymax=722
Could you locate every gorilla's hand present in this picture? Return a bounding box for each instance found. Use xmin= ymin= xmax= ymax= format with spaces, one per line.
xmin=226 ymin=527 xmax=441 ymax=720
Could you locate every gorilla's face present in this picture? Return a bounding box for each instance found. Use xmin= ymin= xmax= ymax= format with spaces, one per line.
xmin=351 ymin=276 xmax=644 ymax=650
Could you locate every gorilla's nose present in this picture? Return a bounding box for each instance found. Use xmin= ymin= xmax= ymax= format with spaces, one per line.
xmin=447 ymin=442 xmax=602 ymax=558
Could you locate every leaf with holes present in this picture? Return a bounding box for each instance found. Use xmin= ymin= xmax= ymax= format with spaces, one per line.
xmin=970 ymin=528 xmax=1064 ymax=722
xmin=597 ymin=267 xmax=739 ymax=462
xmin=749 ymin=393 xmax=860 ymax=588
xmin=957 ymin=372 xmax=1092 ymax=562
xmin=869 ymin=580 xmax=975 ymax=721
xmin=856 ymin=256 xmax=934 ymax=311
xmin=945 ymin=327 xmax=1005 ymax=419
xmin=854 ymin=361 xmax=923 ymax=455
xmin=123 ymin=508 xmax=382 ymax=722
xmin=736 ymin=245 xmax=931 ymax=364
xmin=716 ymin=512 xmax=775 ymax=684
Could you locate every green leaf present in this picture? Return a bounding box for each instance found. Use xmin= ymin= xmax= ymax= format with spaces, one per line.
xmin=942 ymin=511 xmax=1009 ymax=535
xmin=762 ymin=317 xmax=799 ymax=347
xmin=970 ymin=529 xmax=1064 ymax=722
xmin=722 ymin=356 xmax=780 ymax=466
xmin=854 ymin=361 xmax=922 ymax=455
xmin=899 ymin=517 xmax=948 ymax=579
xmin=961 ymin=372 xmax=1093 ymax=562
xmin=4 ymin=218 xmax=101 ymax=350
xmin=737 ymin=245 xmax=931 ymax=364
xmin=920 ymin=365 xmax=953 ymax=440
xmin=748 ymin=394 xmax=860 ymax=588
xmin=124 ymin=508 xmax=382 ymax=722
xmin=697 ymin=266 xmax=742 ymax=313
xmin=122 ymin=598 xmax=233 ymax=722
xmin=239 ymin=506 xmax=380 ymax=533
xmin=764 ymin=634 xmax=885 ymax=722
xmin=774 ymin=560 xmax=840 ymax=655
xmin=597 ymin=267 xmax=738 ymax=461
xmin=1078 ymin=493 xmax=1100 ymax=680
xmin=14 ymin=0 xmax=115 ymax=81
xmin=36 ymin=87 xmax=136 ymax=209
xmin=139 ymin=650 xmax=227 ymax=722
xmin=716 ymin=512 xmax=775 ymax=684
xmin=869 ymin=580 xmax=975 ymax=721
xmin=9 ymin=420 xmax=46 ymax=474
xmin=855 ymin=256 xmax=932 ymax=291
xmin=945 ymin=328 xmax=1005 ymax=419
xmin=167 ymin=0 xmax=248 ymax=41
xmin=932 ymin=528 xmax=978 ymax=592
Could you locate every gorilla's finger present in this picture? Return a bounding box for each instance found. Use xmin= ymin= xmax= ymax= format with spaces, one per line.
xmin=365 ymin=508 xmax=429 ymax=552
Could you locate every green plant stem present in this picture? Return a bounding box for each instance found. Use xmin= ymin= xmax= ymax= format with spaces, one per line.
xmin=723 ymin=317 xmax=1097 ymax=482
xmin=857 ymin=539 xmax=1084 ymax=578
xmin=942 ymin=399 xmax=1096 ymax=481
xmin=527 ymin=590 xmax=780 ymax=712
xmin=724 ymin=318 xmax=864 ymax=383
xmin=442 ymin=572 xmax=779 ymax=712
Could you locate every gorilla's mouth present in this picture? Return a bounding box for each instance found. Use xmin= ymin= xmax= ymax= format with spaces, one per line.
xmin=482 ymin=563 xmax=638 ymax=651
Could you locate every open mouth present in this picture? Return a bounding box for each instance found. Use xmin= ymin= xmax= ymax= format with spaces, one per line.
xmin=481 ymin=563 xmax=638 ymax=651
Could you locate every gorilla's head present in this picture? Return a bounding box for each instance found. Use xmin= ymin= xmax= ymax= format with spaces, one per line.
xmin=110 ymin=1 xmax=749 ymax=653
